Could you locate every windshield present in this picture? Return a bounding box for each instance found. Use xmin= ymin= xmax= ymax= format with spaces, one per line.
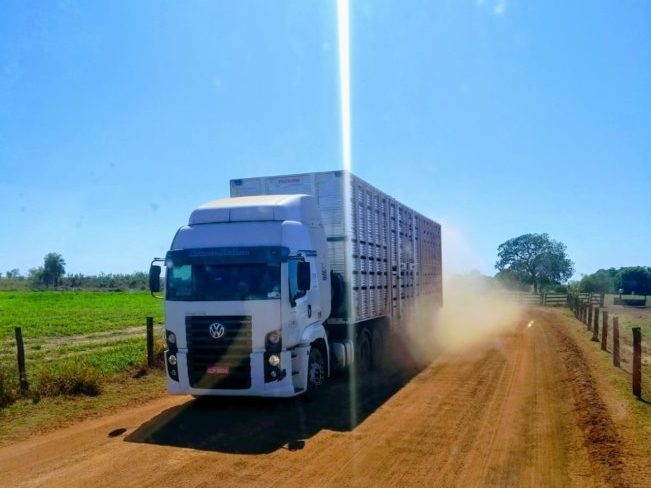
xmin=166 ymin=263 xmax=281 ymax=301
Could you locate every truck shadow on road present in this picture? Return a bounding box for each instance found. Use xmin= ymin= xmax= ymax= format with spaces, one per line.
xmin=125 ymin=361 xmax=424 ymax=454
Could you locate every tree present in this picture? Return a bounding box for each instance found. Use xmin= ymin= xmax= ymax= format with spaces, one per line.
xmin=5 ymin=269 xmax=20 ymax=279
xmin=495 ymin=233 xmax=574 ymax=293
xmin=579 ymin=269 xmax=615 ymax=294
xmin=615 ymin=267 xmax=651 ymax=295
xmin=28 ymin=267 xmax=45 ymax=288
xmin=43 ymin=253 xmax=66 ymax=288
xmin=495 ymin=269 xmax=531 ymax=291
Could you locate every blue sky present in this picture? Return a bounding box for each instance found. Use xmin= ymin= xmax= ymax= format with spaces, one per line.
xmin=1 ymin=1 xmax=649 ymax=278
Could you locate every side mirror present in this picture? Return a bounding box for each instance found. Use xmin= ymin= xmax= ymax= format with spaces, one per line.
xmin=149 ymin=264 xmax=162 ymax=293
xmin=297 ymin=261 xmax=311 ymax=292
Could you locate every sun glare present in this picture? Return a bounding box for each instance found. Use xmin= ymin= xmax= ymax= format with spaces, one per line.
xmin=337 ymin=0 xmax=351 ymax=172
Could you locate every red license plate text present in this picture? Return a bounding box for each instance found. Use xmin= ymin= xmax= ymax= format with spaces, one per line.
xmin=206 ymin=364 xmax=229 ymax=375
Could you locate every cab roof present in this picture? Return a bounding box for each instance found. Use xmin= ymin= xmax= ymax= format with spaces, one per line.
xmin=188 ymin=194 xmax=321 ymax=225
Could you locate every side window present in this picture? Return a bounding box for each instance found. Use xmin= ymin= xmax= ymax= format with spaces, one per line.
xmin=288 ymin=259 xmax=306 ymax=305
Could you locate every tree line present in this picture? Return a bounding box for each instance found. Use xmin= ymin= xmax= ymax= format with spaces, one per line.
xmin=486 ymin=233 xmax=647 ymax=295
xmin=577 ymin=266 xmax=651 ymax=295
xmin=0 ymin=253 xmax=148 ymax=291
xmin=2 ymin=242 xmax=647 ymax=295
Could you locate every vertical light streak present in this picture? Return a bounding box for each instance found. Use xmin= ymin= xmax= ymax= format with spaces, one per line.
xmin=337 ymin=0 xmax=351 ymax=172
xmin=337 ymin=0 xmax=358 ymax=442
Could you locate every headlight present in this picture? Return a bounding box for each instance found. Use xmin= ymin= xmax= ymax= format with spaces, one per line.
xmin=268 ymin=354 xmax=280 ymax=367
xmin=267 ymin=330 xmax=281 ymax=344
xmin=167 ymin=332 xmax=176 ymax=345
xmin=168 ymin=354 xmax=177 ymax=366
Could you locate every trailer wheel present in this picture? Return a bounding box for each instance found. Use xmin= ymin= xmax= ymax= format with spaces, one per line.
xmin=356 ymin=329 xmax=372 ymax=374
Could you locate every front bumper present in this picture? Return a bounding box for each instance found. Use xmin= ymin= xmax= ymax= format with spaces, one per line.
xmin=165 ymin=349 xmax=302 ymax=397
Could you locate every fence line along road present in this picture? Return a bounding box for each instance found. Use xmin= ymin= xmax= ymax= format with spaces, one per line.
xmin=499 ymin=291 xmax=605 ymax=308
xmin=5 ymin=317 xmax=160 ymax=394
xmin=569 ymin=294 xmax=647 ymax=400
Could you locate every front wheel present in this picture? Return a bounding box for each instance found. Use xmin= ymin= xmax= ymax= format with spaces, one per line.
xmin=306 ymin=346 xmax=326 ymax=397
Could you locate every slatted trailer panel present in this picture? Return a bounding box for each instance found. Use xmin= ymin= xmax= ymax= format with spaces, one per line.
xmin=230 ymin=170 xmax=442 ymax=329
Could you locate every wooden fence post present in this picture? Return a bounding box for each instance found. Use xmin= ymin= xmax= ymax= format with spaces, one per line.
xmin=581 ymin=302 xmax=590 ymax=330
xmin=14 ymin=327 xmax=29 ymax=393
xmin=601 ymin=310 xmax=608 ymax=351
xmin=584 ymin=302 xmax=589 ymax=325
xmin=588 ymin=305 xmax=593 ymax=331
xmin=613 ymin=317 xmax=620 ymax=367
xmin=591 ymin=307 xmax=600 ymax=342
xmin=600 ymin=293 xmax=605 ymax=307
xmin=146 ymin=316 xmax=154 ymax=368
xmin=632 ymin=327 xmax=642 ymax=399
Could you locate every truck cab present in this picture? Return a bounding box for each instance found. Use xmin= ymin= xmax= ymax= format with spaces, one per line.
xmin=151 ymin=194 xmax=332 ymax=397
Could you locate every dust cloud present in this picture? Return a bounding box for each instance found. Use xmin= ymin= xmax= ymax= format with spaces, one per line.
xmin=440 ymin=274 xmax=523 ymax=350
xmin=404 ymin=274 xmax=524 ymax=364
xmin=401 ymin=223 xmax=525 ymax=364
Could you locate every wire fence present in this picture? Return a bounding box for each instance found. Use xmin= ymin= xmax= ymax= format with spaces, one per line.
xmin=568 ymin=295 xmax=650 ymax=399
xmin=1 ymin=317 xmax=164 ymax=398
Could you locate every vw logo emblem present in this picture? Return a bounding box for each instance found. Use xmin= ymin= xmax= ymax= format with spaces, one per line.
xmin=209 ymin=322 xmax=225 ymax=339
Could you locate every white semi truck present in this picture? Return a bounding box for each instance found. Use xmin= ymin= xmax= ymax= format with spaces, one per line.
xmin=149 ymin=170 xmax=442 ymax=397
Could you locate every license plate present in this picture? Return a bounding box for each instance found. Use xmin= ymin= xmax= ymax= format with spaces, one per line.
xmin=206 ymin=364 xmax=229 ymax=375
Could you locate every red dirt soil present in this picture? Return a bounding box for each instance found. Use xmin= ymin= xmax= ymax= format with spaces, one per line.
xmin=1 ymin=309 xmax=650 ymax=487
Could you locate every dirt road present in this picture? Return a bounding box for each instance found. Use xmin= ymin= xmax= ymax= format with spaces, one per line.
xmin=2 ymin=309 xmax=650 ymax=487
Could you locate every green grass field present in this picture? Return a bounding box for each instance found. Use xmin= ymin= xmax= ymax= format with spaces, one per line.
xmin=0 ymin=292 xmax=168 ymax=444
xmin=0 ymin=291 xmax=163 ymax=340
xmin=0 ymin=291 xmax=166 ymax=411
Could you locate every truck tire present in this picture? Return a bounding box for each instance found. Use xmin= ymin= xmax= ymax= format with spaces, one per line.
xmin=356 ymin=329 xmax=372 ymax=375
xmin=306 ymin=346 xmax=326 ymax=396
xmin=371 ymin=327 xmax=384 ymax=370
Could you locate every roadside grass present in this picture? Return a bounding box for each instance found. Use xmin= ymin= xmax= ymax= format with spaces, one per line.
xmin=0 ymin=290 xmax=163 ymax=340
xmin=556 ymin=308 xmax=651 ymax=445
xmin=0 ymin=290 xmax=169 ymax=444
xmin=0 ymin=369 xmax=167 ymax=446
xmin=0 ymin=336 xmax=168 ymax=444
xmin=0 ymin=366 xmax=18 ymax=408
xmin=608 ymin=308 xmax=651 ymax=344
xmin=560 ymin=306 xmax=651 ymax=358
xmin=0 ymin=333 xmax=166 ymax=405
xmin=35 ymin=361 xmax=101 ymax=397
